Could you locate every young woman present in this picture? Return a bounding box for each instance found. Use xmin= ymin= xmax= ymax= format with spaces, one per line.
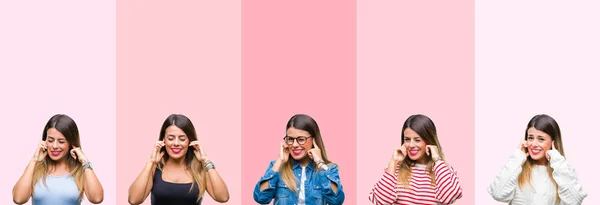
xmin=488 ymin=114 xmax=587 ymax=204
xmin=13 ymin=114 xmax=104 ymax=205
xmin=128 ymin=114 xmax=229 ymax=205
xmin=253 ymin=114 xmax=345 ymax=205
xmin=369 ymin=114 xmax=463 ymax=205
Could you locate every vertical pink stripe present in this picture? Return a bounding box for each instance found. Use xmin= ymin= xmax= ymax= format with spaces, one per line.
xmin=357 ymin=1 xmax=474 ymax=205
xmin=242 ymin=1 xmax=356 ymax=204
xmin=117 ymin=1 xmax=241 ymax=205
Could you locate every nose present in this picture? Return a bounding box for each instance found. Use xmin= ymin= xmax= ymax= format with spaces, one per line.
xmin=52 ymin=141 xmax=59 ymax=149
xmin=292 ymin=139 xmax=300 ymax=146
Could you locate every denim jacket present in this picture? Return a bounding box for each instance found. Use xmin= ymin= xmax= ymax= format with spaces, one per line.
xmin=253 ymin=160 xmax=345 ymax=205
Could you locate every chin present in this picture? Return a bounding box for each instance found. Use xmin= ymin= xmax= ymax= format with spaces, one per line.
xmin=530 ymin=155 xmax=544 ymax=161
xmin=168 ymin=153 xmax=186 ymax=159
xmin=408 ymin=154 xmax=421 ymax=161
xmin=291 ymin=152 xmax=308 ymax=161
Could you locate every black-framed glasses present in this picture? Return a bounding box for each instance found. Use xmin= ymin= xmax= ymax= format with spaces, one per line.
xmin=283 ymin=136 xmax=312 ymax=145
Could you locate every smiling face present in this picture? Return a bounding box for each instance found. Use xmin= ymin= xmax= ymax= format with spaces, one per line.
xmin=45 ymin=128 xmax=71 ymax=161
xmin=164 ymin=125 xmax=190 ymax=160
xmin=526 ymin=127 xmax=553 ymax=165
xmin=403 ymin=128 xmax=428 ymax=164
xmin=286 ymin=127 xmax=313 ymax=162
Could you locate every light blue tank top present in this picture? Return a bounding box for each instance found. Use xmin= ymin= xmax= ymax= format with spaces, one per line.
xmin=32 ymin=174 xmax=81 ymax=205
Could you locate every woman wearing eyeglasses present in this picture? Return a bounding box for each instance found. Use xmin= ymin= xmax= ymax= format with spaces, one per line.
xmin=253 ymin=114 xmax=345 ymax=205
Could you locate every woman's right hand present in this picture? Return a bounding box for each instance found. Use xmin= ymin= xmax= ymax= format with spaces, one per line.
xmin=33 ymin=140 xmax=47 ymax=162
xmin=391 ymin=146 xmax=407 ymax=164
xmin=278 ymin=142 xmax=290 ymax=163
xmin=519 ymin=140 xmax=530 ymax=157
xmin=150 ymin=141 xmax=165 ymax=164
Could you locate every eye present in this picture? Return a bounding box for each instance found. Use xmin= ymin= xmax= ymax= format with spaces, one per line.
xmin=179 ymin=137 xmax=187 ymax=141
xmin=527 ymin=136 xmax=534 ymax=140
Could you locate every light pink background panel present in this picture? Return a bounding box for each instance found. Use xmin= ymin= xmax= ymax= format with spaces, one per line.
xmin=357 ymin=0 xmax=475 ymax=204
xmin=116 ymin=0 xmax=241 ymax=204
xmin=475 ymin=1 xmax=600 ymax=204
xmin=0 ymin=0 xmax=116 ymax=204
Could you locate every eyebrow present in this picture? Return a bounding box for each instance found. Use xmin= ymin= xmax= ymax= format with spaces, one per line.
xmin=167 ymin=134 xmax=187 ymax=137
xmin=286 ymin=135 xmax=308 ymax=138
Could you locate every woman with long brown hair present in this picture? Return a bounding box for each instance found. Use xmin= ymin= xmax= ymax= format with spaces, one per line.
xmin=128 ymin=114 xmax=229 ymax=205
xmin=489 ymin=114 xmax=587 ymax=204
xmin=369 ymin=114 xmax=463 ymax=205
xmin=253 ymin=114 xmax=345 ymax=205
xmin=12 ymin=114 xmax=104 ymax=204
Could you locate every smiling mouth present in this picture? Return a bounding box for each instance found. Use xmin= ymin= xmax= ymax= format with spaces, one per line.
xmin=292 ymin=149 xmax=303 ymax=155
xmin=50 ymin=151 xmax=61 ymax=156
xmin=530 ymin=149 xmax=542 ymax=155
xmin=171 ymin=148 xmax=182 ymax=154
xmin=409 ymin=150 xmax=419 ymax=156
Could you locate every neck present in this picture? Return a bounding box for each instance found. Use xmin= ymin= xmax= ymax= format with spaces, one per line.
xmin=166 ymin=156 xmax=187 ymax=168
xmin=49 ymin=157 xmax=70 ymax=173
xmin=534 ymin=158 xmax=548 ymax=166
xmin=415 ymin=157 xmax=429 ymax=165
xmin=298 ymin=156 xmax=311 ymax=167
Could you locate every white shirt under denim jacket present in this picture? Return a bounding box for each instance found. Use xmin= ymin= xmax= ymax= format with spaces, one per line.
xmin=489 ymin=149 xmax=587 ymax=205
xmin=253 ymin=160 xmax=345 ymax=205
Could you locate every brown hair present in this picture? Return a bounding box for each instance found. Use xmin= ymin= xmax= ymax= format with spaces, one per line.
xmin=280 ymin=114 xmax=333 ymax=193
xmin=157 ymin=114 xmax=206 ymax=202
xmin=396 ymin=114 xmax=446 ymax=187
xmin=518 ymin=114 xmax=564 ymax=203
xmin=33 ymin=114 xmax=85 ymax=199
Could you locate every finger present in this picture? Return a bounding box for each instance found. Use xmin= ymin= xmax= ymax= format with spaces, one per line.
xmin=159 ymin=151 xmax=165 ymax=159
xmin=70 ymin=149 xmax=77 ymax=159
xmin=312 ymin=139 xmax=319 ymax=149
xmin=200 ymin=146 xmax=206 ymax=156
xmin=551 ymin=140 xmax=556 ymax=150
xmin=426 ymin=145 xmax=431 ymax=156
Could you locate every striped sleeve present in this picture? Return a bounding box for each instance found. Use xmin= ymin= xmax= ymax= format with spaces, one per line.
xmin=369 ymin=169 xmax=398 ymax=205
xmin=433 ymin=161 xmax=463 ymax=205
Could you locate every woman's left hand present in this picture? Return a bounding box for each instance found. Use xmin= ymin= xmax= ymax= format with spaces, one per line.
xmin=190 ymin=141 xmax=209 ymax=163
xmin=70 ymin=146 xmax=88 ymax=164
xmin=307 ymin=140 xmax=323 ymax=163
xmin=426 ymin=145 xmax=441 ymax=161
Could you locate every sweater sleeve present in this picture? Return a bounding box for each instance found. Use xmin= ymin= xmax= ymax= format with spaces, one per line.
xmin=368 ymin=167 xmax=398 ymax=205
xmin=434 ymin=161 xmax=463 ymax=204
xmin=488 ymin=149 xmax=527 ymax=202
xmin=547 ymin=150 xmax=587 ymax=205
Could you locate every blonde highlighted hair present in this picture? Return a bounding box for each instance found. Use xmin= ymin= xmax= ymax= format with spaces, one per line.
xmin=280 ymin=114 xmax=333 ymax=193
xmin=157 ymin=114 xmax=206 ymax=202
xmin=33 ymin=114 xmax=85 ymax=199
xmin=518 ymin=114 xmax=564 ymax=203
xmin=396 ymin=114 xmax=448 ymax=188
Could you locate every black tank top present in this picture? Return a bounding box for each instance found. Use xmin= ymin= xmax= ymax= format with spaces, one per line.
xmin=151 ymin=168 xmax=202 ymax=205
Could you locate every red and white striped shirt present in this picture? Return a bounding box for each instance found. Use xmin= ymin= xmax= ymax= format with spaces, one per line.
xmin=369 ymin=161 xmax=463 ymax=205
